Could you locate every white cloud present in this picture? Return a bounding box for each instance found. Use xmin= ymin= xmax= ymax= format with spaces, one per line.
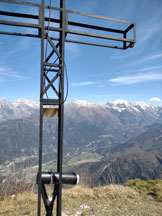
xmin=109 ymin=72 xmax=162 ymax=85
xmin=0 ymin=66 xmax=25 ymax=83
xmin=117 ymin=65 xmax=162 ymax=76
xmin=149 ymin=97 xmax=162 ymax=102
xmin=140 ymin=53 xmax=162 ymax=63
xmin=137 ymin=65 xmax=162 ymax=72
xmin=123 ymin=53 xmax=162 ymax=68
xmin=71 ymin=81 xmax=95 ymax=87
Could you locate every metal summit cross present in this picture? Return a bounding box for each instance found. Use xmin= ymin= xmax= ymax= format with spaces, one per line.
xmin=0 ymin=0 xmax=136 ymax=215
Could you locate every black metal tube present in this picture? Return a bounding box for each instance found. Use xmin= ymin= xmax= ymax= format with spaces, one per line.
xmin=56 ymin=0 xmax=66 ymax=215
xmin=39 ymin=172 xmax=79 ymax=185
xmin=37 ymin=1 xmax=45 ymax=216
xmin=123 ymin=32 xmax=127 ymax=49
xmin=0 ymin=10 xmax=60 ymax=24
xmin=65 ymin=39 xmax=124 ymax=49
xmin=125 ymin=23 xmax=134 ymax=33
xmin=68 ymin=20 xmax=124 ymax=34
xmin=0 ymin=30 xmax=39 ymax=38
xmin=40 ymin=99 xmax=59 ymax=105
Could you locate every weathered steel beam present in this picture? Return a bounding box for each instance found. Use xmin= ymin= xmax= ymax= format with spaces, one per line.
xmin=0 ymin=0 xmax=40 ymax=7
xmin=0 ymin=19 xmax=40 ymax=28
xmin=67 ymin=29 xmax=135 ymax=43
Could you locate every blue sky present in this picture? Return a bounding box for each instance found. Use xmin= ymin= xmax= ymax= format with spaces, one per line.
xmin=0 ymin=0 xmax=162 ymax=105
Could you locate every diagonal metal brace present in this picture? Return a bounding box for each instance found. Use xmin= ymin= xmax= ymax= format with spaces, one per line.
xmin=44 ymin=70 xmax=61 ymax=95
xmin=44 ymin=73 xmax=59 ymax=97
xmin=46 ymin=33 xmax=61 ymax=59
xmin=45 ymin=41 xmax=60 ymax=63
xmin=41 ymin=184 xmax=58 ymax=216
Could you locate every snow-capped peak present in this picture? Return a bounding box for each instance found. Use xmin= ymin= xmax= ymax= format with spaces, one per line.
xmin=106 ymin=99 xmax=155 ymax=113
xmin=73 ymin=100 xmax=100 ymax=107
xmin=109 ymin=99 xmax=129 ymax=106
xmin=134 ymin=101 xmax=154 ymax=110
xmin=0 ymin=97 xmax=39 ymax=122
xmin=13 ymin=98 xmax=39 ymax=108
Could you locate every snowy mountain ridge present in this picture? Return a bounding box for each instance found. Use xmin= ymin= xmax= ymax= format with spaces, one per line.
xmin=72 ymin=99 xmax=101 ymax=107
xmin=0 ymin=97 xmax=161 ymax=123
xmin=105 ymin=99 xmax=156 ymax=113
xmin=0 ymin=97 xmax=157 ymax=110
xmin=13 ymin=98 xmax=39 ymax=109
xmin=0 ymin=97 xmax=39 ymax=108
xmin=70 ymin=99 xmax=157 ymax=113
xmin=0 ymin=98 xmax=39 ymax=121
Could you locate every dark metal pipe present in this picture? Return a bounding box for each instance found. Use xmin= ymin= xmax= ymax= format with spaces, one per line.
xmin=65 ymin=39 xmax=125 ymax=49
xmin=39 ymin=172 xmax=79 ymax=185
xmin=56 ymin=1 xmax=66 ymax=215
xmin=40 ymin=99 xmax=59 ymax=105
xmin=37 ymin=1 xmax=45 ymax=216
xmin=0 ymin=30 xmax=39 ymax=38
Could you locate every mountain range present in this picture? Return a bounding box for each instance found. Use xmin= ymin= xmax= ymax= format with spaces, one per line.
xmin=0 ymin=98 xmax=162 ymax=185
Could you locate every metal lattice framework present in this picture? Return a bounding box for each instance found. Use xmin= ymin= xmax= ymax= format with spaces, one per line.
xmin=0 ymin=0 xmax=136 ymax=215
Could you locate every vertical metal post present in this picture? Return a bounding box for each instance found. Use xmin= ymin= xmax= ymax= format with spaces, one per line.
xmin=123 ymin=32 xmax=127 ymax=49
xmin=37 ymin=0 xmax=45 ymax=215
xmin=57 ymin=0 xmax=66 ymax=215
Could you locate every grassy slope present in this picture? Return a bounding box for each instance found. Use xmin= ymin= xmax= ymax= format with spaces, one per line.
xmin=0 ymin=180 xmax=162 ymax=216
